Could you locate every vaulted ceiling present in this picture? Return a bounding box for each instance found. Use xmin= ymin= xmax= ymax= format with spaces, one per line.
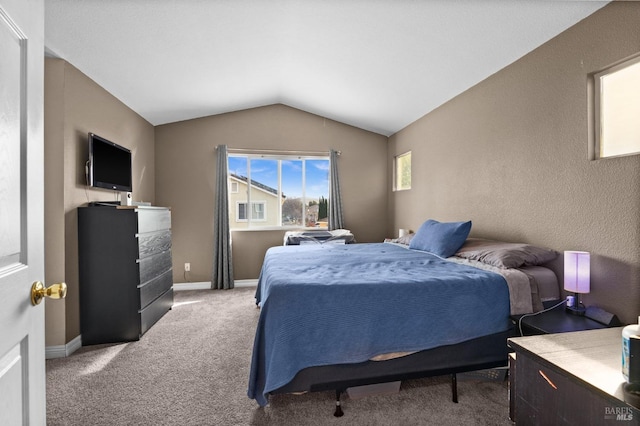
xmin=44 ymin=1 xmax=609 ymax=136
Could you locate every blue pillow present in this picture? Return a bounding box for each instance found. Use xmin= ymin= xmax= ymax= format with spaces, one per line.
xmin=409 ymin=219 xmax=472 ymax=258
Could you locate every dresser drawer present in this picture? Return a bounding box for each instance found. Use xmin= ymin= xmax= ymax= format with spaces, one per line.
xmin=140 ymin=288 xmax=173 ymax=335
xmin=516 ymin=353 xmax=629 ymax=425
xmin=138 ymin=230 xmax=172 ymax=259
xmin=137 ymin=208 xmax=171 ymax=233
xmin=139 ymin=250 xmax=172 ymax=284
xmin=139 ymin=268 xmax=173 ymax=309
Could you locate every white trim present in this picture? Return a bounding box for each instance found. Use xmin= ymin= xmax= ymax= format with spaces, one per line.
xmin=233 ymin=279 xmax=259 ymax=288
xmin=173 ymin=282 xmax=209 ymax=290
xmin=45 ymin=334 xmax=82 ymax=359
xmin=173 ymin=279 xmax=258 ymax=291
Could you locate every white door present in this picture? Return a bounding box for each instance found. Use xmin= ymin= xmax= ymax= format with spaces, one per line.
xmin=0 ymin=0 xmax=46 ymax=424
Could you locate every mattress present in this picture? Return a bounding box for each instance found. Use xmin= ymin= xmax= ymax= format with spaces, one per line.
xmin=520 ymin=265 xmax=559 ymax=302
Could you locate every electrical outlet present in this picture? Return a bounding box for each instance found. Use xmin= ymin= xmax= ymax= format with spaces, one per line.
xmin=184 ymin=262 xmax=191 ymax=272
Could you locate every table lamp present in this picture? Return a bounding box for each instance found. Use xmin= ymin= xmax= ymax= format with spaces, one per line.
xmin=564 ymin=250 xmax=590 ymax=315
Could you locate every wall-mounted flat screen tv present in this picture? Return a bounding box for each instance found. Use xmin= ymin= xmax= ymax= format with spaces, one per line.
xmin=88 ymin=133 xmax=132 ymax=192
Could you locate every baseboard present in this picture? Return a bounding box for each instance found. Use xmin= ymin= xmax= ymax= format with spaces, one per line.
xmin=173 ymin=282 xmax=210 ymax=291
xmin=173 ymin=279 xmax=258 ymax=291
xmin=46 ymin=334 xmax=82 ymax=359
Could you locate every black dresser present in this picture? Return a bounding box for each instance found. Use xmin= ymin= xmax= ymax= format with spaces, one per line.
xmin=78 ymin=205 xmax=174 ymax=345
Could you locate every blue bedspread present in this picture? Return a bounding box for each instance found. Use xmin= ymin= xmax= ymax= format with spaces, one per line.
xmin=247 ymin=243 xmax=510 ymax=406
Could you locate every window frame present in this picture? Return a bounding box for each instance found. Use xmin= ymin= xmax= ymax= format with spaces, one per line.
xmin=228 ymin=153 xmax=330 ymax=230
xmin=593 ymin=54 xmax=640 ymax=160
xmin=393 ymin=151 xmax=412 ymax=191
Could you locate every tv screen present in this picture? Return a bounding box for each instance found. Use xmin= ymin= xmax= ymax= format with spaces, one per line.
xmin=88 ymin=133 xmax=132 ymax=192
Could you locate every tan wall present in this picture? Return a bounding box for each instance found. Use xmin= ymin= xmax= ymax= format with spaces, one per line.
xmin=44 ymin=59 xmax=66 ymax=347
xmin=44 ymin=59 xmax=155 ymax=345
xmin=155 ymin=104 xmax=388 ymax=281
xmin=388 ymin=2 xmax=640 ymax=324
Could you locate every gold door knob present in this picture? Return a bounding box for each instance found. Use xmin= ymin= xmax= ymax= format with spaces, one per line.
xmin=31 ymin=281 xmax=67 ymax=306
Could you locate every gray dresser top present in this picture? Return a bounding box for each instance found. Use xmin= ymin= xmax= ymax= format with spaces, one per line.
xmin=509 ymin=327 xmax=627 ymax=401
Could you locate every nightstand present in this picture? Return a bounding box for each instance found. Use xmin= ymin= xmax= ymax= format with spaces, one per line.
xmin=508 ymin=304 xmax=618 ymax=422
xmin=508 ymin=328 xmax=640 ymax=424
xmin=510 ymin=300 xmax=609 ymax=336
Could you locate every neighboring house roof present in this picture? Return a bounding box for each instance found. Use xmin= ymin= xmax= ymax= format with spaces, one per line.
xmin=230 ymin=173 xmax=286 ymax=199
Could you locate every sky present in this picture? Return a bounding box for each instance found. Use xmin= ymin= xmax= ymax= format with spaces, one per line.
xmin=228 ymin=156 xmax=329 ymax=201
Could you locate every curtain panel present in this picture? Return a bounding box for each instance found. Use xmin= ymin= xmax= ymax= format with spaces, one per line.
xmin=329 ymin=149 xmax=344 ymax=230
xmin=211 ymin=145 xmax=234 ymax=289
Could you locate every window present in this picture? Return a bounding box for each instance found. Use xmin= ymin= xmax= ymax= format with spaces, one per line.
xmin=394 ymin=151 xmax=411 ymax=191
xmin=228 ymin=154 xmax=330 ymax=229
xmin=594 ymin=56 xmax=640 ymax=159
xmin=230 ymin=181 xmax=239 ymax=193
xmin=236 ymin=201 xmax=266 ymax=222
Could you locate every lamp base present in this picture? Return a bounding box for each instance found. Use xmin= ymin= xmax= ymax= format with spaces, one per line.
xmin=566 ymin=305 xmax=586 ymax=316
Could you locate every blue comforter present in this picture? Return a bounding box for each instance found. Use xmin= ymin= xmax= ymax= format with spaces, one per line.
xmin=247 ymin=243 xmax=510 ymax=406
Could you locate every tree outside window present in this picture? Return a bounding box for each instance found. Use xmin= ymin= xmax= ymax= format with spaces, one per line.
xmin=394 ymin=151 xmax=411 ymax=191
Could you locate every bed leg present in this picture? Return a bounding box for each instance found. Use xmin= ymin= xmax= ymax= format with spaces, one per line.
xmin=334 ymin=389 xmax=344 ymax=417
xmin=451 ymin=373 xmax=458 ymax=403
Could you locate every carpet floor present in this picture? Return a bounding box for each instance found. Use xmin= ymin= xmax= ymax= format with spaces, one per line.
xmin=46 ymin=288 xmax=513 ymax=425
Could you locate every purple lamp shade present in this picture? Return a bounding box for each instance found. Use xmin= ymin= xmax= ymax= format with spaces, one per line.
xmin=564 ymin=251 xmax=590 ymax=294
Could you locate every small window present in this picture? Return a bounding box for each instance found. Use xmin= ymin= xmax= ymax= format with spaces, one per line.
xmin=594 ymin=56 xmax=640 ymax=159
xmin=230 ymin=181 xmax=239 ymax=193
xmin=394 ymin=151 xmax=411 ymax=191
xmin=237 ymin=201 xmax=266 ymax=222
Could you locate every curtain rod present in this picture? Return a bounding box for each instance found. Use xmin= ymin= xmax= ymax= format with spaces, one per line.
xmin=215 ymin=146 xmax=341 ymax=156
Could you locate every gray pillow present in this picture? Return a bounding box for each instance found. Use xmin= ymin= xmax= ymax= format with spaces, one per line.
xmin=455 ymin=238 xmax=557 ymax=269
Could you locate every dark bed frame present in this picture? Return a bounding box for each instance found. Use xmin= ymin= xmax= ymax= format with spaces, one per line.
xmin=271 ymin=327 xmax=515 ymax=417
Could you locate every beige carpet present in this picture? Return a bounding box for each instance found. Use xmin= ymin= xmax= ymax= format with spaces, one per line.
xmin=46 ymin=288 xmax=513 ymax=425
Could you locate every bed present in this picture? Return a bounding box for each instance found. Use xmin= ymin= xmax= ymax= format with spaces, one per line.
xmin=247 ymin=220 xmax=558 ymax=414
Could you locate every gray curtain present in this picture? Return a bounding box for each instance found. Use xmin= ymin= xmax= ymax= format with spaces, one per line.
xmin=328 ymin=149 xmax=344 ymax=230
xmin=212 ymin=145 xmax=234 ymax=289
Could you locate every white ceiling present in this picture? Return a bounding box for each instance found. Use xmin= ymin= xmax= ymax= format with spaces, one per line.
xmin=44 ymin=0 xmax=609 ymax=136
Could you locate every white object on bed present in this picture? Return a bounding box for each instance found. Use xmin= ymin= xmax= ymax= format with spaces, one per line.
xmin=299 ymin=239 xmax=345 ymax=245
xmin=283 ymin=229 xmax=354 ymax=245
